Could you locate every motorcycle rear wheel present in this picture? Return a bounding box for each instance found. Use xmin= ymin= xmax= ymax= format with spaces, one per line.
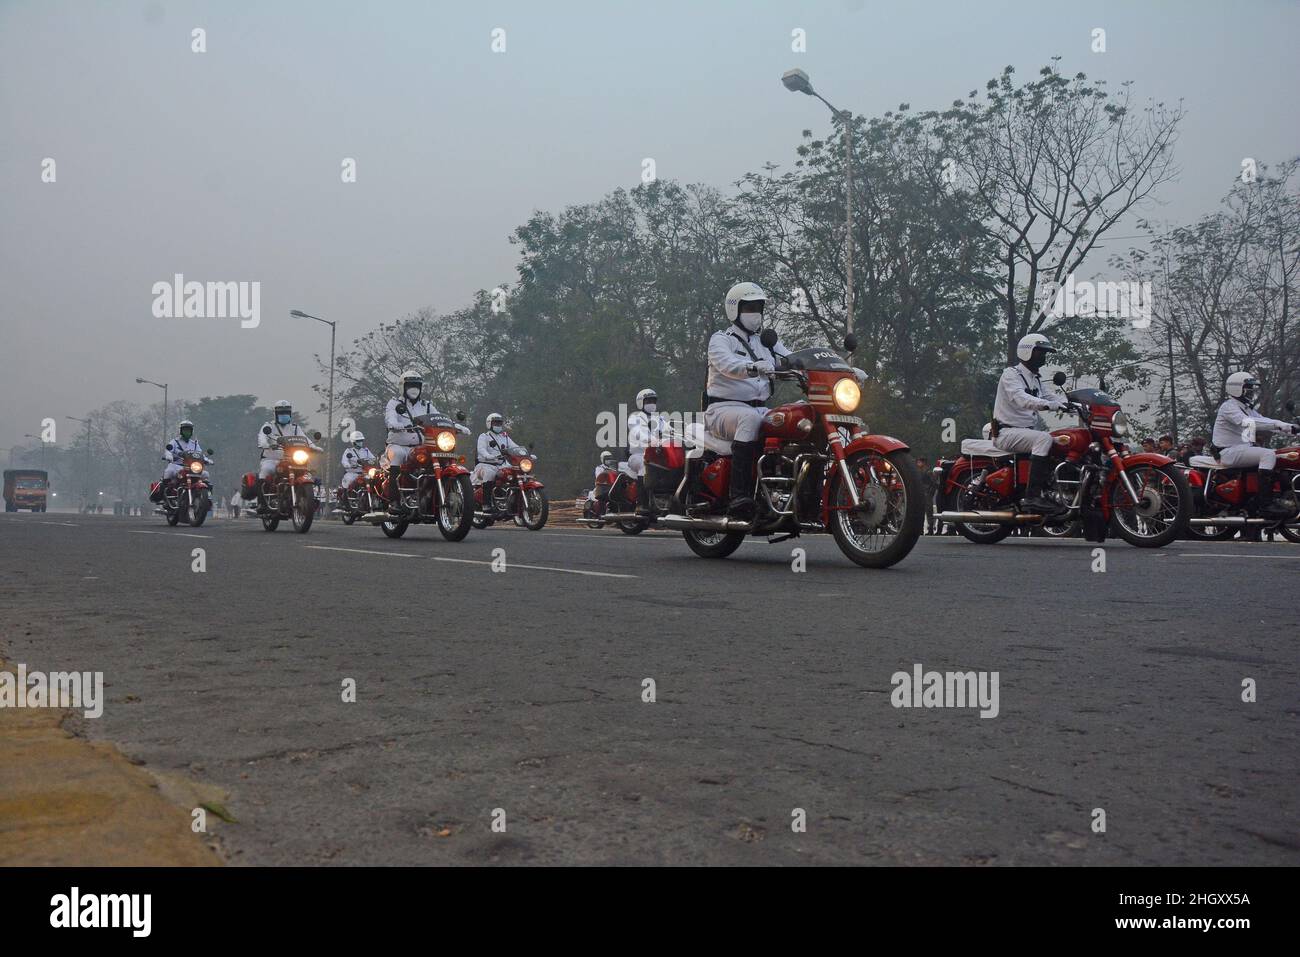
xmin=262 ymin=515 xmax=279 ymax=531
xmin=166 ymin=508 xmax=181 ymax=527
xmin=381 ymin=519 xmax=409 ymax=538
xmin=1186 ymin=522 xmax=1237 ymax=541
xmin=341 ymin=512 xmax=356 ymax=526
xmin=1280 ymin=523 xmax=1300 ymax=544
xmin=618 ymin=519 xmax=647 ymax=535
xmin=683 ymin=528 xmax=745 ymax=558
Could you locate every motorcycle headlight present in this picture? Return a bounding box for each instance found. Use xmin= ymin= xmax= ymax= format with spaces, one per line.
xmin=833 ymin=377 xmax=861 ymax=412
xmin=1111 ymin=411 xmax=1130 ymax=438
xmin=436 ymin=430 xmax=457 ymax=452
xmin=520 ymin=457 xmax=534 ymax=473
xmin=188 ymin=460 xmax=203 ymax=474
xmin=292 ymin=449 xmax=309 ymax=465
xmin=366 ymin=467 xmax=377 ymax=478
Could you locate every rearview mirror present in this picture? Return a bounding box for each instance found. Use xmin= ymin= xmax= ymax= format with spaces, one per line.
xmin=312 ymin=431 xmax=322 ymax=441
xmin=844 ymin=333 xmax=858 ymax=354
xmin=262 ymin=426 xmax=272 ymax=435
xmin=456 ymin=410 xmax=466 ymax=422
xmin=1052 ymin=371 xmax=1067 ymax=387
xmin=207 ymin=449 xmax=214 ymax=456
xmin=759 ymin=328 xmax=779 ymax=349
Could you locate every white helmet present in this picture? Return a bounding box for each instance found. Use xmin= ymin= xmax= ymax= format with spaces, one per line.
xmin=273 ymin=399 xmax=291 ymax=412
xmin=1226 ymin=371 xmax=1259 ymax=404
xmin=350 ymin=430 xmax=365 ymax=444
xmin=600 ymin=450 xmax=614 ymax=466
xmin=724 ymin=281 xmax=767 ymax=326
xmin=635 ymin=388 xmax=658 ymax=411
xmin=398 ymin=369 xmax=422 ymax=400
xmin=1016 ymin=333 xmax=1056 ymax=363
xmin=487 ymin=412 xmax=505 ymax=430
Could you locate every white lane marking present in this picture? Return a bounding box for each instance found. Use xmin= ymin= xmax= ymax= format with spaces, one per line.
xmin=131 ymin=530 xmax=213 ymax=539
xmin=429 ymin=556 xmax=638 ymax=578
xmin=305 ymin=545 xmax=419 ymax=558
xmin=1177 ymin=552 xmax=1300 ymax=560
xmin=35 ymin=521 xmax=79 ymax=527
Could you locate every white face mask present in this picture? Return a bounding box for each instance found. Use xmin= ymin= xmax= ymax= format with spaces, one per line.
xmin=405 ymin=387 xmax=421 ymax=401
xmin=643 ymin=402 xmax=657 ymax=415
xmin=492 ymin=425 xmax=503 ymax=434
xmin=738 ymin=311 xmax=762 ymax=333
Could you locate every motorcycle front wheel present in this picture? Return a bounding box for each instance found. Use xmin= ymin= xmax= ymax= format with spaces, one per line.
xmin=1110 ymin=464 xmax=1190 ymax=548
xmin=165 ymin=507 xmax=181 ymax=527
xmin=262 ymin=515 xmax=279 ymax=532
xmin=190 ymin=489 xmax=210 ymax=527
xmin=519 ymin=488 xmax=548 ymax=531
xmin=830 ymin=449 xmax=924 ymax=568
xmin=618 ymin=519 xmax=647 ymax=535
xmin=438 ymin=474 xmax=475 ymax=541
xmin=291 ymin=485 xmax=315 ymax=534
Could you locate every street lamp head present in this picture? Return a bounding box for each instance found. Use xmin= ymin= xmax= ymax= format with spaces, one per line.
xmin=290 ymin=310 xmax=308 ymax=318
xmin=782 ymin=68 xmax=814 ymax=95
xmin=135 ymin=378 xmax=145 ymax=383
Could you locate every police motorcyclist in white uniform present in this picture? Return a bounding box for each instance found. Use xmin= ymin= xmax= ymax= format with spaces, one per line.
xmin=704 ymin=282 xmax=793 ymax=518
xmin=991 ymin=333 xmax=1070 ymax=515
xmin=340 ymin=430 xmax=376 ymax=490
xmin=1212 ymin=371 xmax=1299 ymax=520
xmin=257 ymin=400 xmax=320 ymax=491
xmin=472 ymin=413 xmax=529 ymax=487
xmin=156 ymin=420 xmax=210 ymax=499
xmin=628 ymin=387 xmax=670 ymax=516
xmin=383 ymin=370 xmax=441 ymax=511
xmin=588 ymin=450 xmax=617 ymax=511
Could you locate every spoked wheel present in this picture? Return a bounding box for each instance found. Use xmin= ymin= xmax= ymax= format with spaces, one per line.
xmin=683 ymin=527 xmax=745 ymax=558
xmin=829 ymin=449 xmax=924 ymax=568
xmin=618 ymin=519 xmax=647 ymax=535
xmin=261 ymin=515 xmax=279 ymax=532
xmin=381 ymin=518 xmax=409 ymax=538
xmin=519 ymin=488 xmax=548 ymax=530
xmin=190 ymin=489 xmax=210 ymax=527
xmin=1110 ymin=464 xmax=1189 ymax=547
xmin=165 ymin=506 xmax=181 ymax=527
xmin=1280 ymin=522 xmax=1300 ymax=544
xmin=438 ymin=474 xmax=475 ymax=541
xmin=947 ymin=477 xmax=1013 ymax=545
xmin=341 ymin=511 xmax=356 ymax=525
xmin=1040 ymin=519 xmax=1079 ymax=538
xmin=472 ymin=513 xmax=491 ymax=529
xmin=1186 ymin=521 xmax=1238 ymax=541
xmin=291 ymin=485 xmax=315 ymax=533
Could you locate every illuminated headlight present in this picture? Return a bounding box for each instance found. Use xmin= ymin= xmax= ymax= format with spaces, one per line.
xmin=520 ymin=457 xmax=534 ymax=473
xmin=188 ymin=460 xmax=203 ymax=474
xmin=833 ymin=377 xmax=861 ymax=412
xmin=436 ymin=430 xmax=457 ymax=452
xmin=1111 ymin=411 xmax=1130 ymax=438
xmin=366 ymin=467 xmax=377 ymax=478
xmin=292 ymin=449 xmax=309 ymax=465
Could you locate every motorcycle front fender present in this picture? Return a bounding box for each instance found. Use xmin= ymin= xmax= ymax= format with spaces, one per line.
xmin=842 ymin=433 xmax=910 ymax=458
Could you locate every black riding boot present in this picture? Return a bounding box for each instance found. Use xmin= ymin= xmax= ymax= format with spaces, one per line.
xmin=1020 ymin=455 xmax=1065 ymax=516
xmin=636 ymin=474 xmax=655 ymax=517
xmin=726 ymin=440 xmax=760 ymax=519
xmin=1254 ymin=469 xmax=1293 ymax=521
xmin=387 ymin=467 xmax=405 ymax=514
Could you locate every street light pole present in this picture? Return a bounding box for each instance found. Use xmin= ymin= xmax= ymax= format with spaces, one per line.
xmin=291 ymin=310 xmax=338 ymax=493
xmin=783 ymin=68 xmax=854 ymax=341
xmin=66 ymin=415 xmax=93 ymax=508
xmin=135 ymin=377 xmax=169 ymax=450
xmin=1166 ymin=318 xmax=1179 ymax=441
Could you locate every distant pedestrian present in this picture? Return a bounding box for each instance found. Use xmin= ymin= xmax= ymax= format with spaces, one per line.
xmin=1141 ymin=437 xmax=1157 ymax=454
xmin=916 ymin=457 xmax=936 ymax=534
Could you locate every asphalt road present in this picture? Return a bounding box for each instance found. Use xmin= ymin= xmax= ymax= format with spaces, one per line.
xmin=1 ymin=510 xmax=1296 ymax=866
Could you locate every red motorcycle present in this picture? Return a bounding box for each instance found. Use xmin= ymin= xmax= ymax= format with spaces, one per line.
xmin=577 ymin=441 xmax=686 ymax=535
xmin=1181 ymin=400 xmax=1300 ymax=542
xmin=334 ymin=464 xmax=384 ymax=526
xmin=367 ymin=411 xmax=474 ymax=541
xmin=151 ymin=450 xmax=215 ymax=528
xmin=472 ymin=450 xmax=549 ymax=530
xmin=660 ymin=332 xmax=924 ymax=569
xmin=246 ymin=430 xmax=323 ymax=533
xmin=934 ymin=374 xmax=1191 ymax=547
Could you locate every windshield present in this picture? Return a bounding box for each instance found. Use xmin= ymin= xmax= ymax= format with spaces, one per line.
xmin=1067 ymin=387 xmax=1120 ymax=408
xmin=788 ymin=347 xmax=853 ymax=372
xmin=16 ymin=479 xmax=45 ymax=488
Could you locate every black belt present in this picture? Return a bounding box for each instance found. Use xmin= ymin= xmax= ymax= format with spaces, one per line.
xmin=705 ymin=396 xmax=763 ymax=408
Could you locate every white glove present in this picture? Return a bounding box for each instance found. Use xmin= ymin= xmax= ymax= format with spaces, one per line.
xmin=1047 ymin=396 xmax=1068 ymax=411
xmin=852 ymin=367 xmax=868 ymax=386
xmin=750 ymin=359 xmax=775 ymax=376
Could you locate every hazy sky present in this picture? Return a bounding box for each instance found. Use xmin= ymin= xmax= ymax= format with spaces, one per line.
xmin=2 ymin=0 xmax=1297 ymax=453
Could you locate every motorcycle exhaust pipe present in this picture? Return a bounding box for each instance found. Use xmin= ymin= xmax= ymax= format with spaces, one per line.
xmin=657 ymin=514 xmax=753 ymax=534
xmin=934 ymin=510 xmax=1045 ymax=524
xmin=360 ymin=511 xmax=391 ymax=523
xmin=1187 ymin=516 xmax=1272 ymax=526
xmin=575 ymin=517 xmax=607 ymax=527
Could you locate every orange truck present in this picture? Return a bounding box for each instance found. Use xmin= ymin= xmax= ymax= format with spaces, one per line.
xmin=3 ymin=469 xmax=49 ymax=512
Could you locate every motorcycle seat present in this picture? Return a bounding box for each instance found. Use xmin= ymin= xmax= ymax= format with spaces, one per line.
xmin=960 ymin=438 xmax=1010 ymax=458
xmin=1189 ymin=455 xmax=1226 ymax=469
xmin=684 ymin=423 xmax=733 ymax=456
